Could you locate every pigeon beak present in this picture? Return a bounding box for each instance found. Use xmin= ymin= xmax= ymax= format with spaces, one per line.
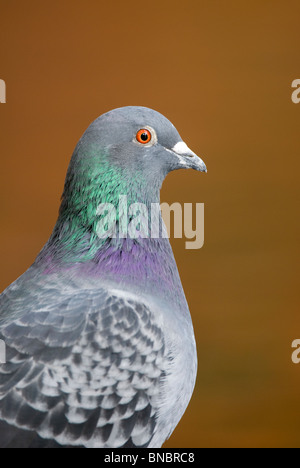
xmin=171 ymin=142 xmax=207 ymax=173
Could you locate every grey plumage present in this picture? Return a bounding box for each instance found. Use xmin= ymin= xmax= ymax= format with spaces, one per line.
xmin=0 ymin=271 xmax=194 ymax=448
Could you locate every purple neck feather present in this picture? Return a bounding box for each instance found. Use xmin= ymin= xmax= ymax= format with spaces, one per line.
xmin=37 ymin=235 xmax=186 ymax=310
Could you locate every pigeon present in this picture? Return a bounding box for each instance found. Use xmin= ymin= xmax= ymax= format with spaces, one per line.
xmin=0 ymin=106 xmax=207 ymax=448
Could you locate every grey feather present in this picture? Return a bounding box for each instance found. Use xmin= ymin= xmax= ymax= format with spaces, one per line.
xmin=0 ymin=282 xmax=167 ymax=448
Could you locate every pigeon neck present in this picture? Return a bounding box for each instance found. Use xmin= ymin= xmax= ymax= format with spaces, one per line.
xmin=44 ymin=180 xmax=162 ymax=260
xmin=35 ymin=154 xmax=185 ymax=304
xmin=37 ymin=220 xmax=185 ymax=308
xmin=80 ymin=236 xmax=185 ymax=307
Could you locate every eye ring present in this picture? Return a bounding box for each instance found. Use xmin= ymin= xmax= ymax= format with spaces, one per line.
xmin=136 ymin=128 xmax=152 ymax=144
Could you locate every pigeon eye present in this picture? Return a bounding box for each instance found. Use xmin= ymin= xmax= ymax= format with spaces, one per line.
xmin=136 ymin=129 xmax=152 ymax=144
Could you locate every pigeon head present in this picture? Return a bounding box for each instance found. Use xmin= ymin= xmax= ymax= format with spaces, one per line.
xmin=61 ymin=107 xmax=206 ymax=209
xmin=76 ymin=106 xmax=206 ymax=175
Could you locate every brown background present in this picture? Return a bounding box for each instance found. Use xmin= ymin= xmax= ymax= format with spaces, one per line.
xmin=0 ymin=0 xmax=299 ymax=448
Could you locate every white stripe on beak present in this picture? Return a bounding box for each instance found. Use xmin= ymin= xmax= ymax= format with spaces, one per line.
xmin=172 ymin=141 xmax=197 ymax=157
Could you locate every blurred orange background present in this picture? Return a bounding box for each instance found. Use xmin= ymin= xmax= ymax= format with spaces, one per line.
xmin=0 ymin=0 xmax=299 ymax=448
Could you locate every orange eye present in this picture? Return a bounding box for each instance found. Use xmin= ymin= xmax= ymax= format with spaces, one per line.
xmin=136 ymin=128 xmax=152 ymax=144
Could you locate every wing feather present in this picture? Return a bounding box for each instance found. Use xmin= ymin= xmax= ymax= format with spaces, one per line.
xmin=0 ymin=288 xmax=167 ymax=448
